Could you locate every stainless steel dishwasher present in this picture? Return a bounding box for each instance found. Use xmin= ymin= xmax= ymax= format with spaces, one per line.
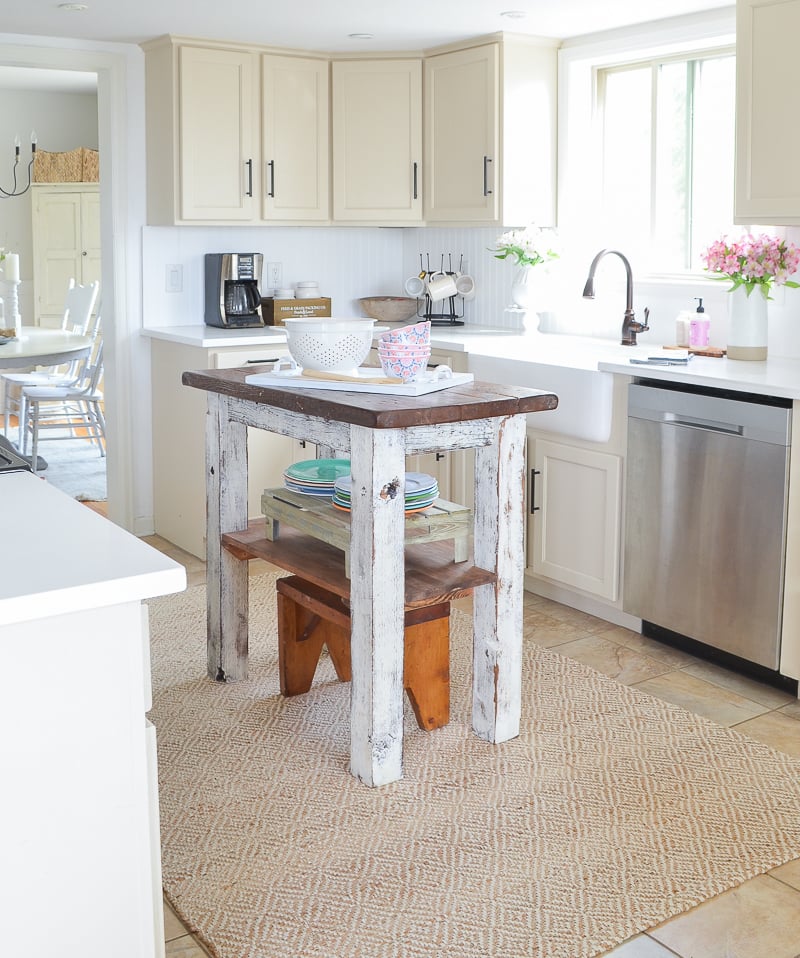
xmin=624 ymin=381 xmax=792 ymax=672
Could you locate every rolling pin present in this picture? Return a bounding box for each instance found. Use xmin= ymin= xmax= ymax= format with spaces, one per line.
xmin=301 ymin=369 xmax=404 ymax=385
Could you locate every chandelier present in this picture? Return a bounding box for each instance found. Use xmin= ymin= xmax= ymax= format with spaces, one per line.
xmin=0 ymin=132 xmax=37 ymax=199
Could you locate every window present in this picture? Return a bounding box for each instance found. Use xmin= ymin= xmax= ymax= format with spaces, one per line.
xmin=597 ymin=49 xmax=736 ymax=275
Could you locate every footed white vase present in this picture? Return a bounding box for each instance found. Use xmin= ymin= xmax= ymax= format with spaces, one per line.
xmin=510 ymin=266 xmax=535 ymax=310
xmin=728 ymin=285 xmax=768 ymax=361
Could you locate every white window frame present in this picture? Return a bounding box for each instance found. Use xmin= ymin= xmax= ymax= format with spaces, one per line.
xmin=558 ymin=9 xmax=736 ymax=287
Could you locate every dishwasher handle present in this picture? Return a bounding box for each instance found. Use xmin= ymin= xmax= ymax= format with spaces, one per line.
xmin=665 ymin=412 xmax=744 ymax=436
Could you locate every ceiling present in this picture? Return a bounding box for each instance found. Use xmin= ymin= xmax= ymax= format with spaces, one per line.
xmin=2 ymin=0 xmax=733 ymax=55
xmin=0 ymin=0 xmax=734 ymax=93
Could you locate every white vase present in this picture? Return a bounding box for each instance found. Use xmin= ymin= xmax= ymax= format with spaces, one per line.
xmin=510 ymin=265 xmax=535 ymax=310
xmin=728 ymin=285 xmax=768 ymax=361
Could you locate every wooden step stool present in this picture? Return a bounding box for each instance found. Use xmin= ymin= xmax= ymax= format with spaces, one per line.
xmin=276 ymin=575 xmax=450 ymax=731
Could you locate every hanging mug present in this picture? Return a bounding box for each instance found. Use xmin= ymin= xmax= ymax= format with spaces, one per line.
xmin=404 ymin=275 xmax=425 ymax=297
xmin=455 ymin=274 xmax=476 ymax=301
xmin=426 ymin=273 xmax=458 ymax=302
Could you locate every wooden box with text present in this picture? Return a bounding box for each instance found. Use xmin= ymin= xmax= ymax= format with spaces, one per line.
xmin=261 ymin=297 xmax=332 ymax=326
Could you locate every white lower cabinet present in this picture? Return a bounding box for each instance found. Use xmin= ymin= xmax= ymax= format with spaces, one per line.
xmin=151 ymin=339 xmax=305 ymax=558
xmin=526 ymin=436 xmax=622 ymax=602
xmin=4 ymin=601 xmax=163 ymax=958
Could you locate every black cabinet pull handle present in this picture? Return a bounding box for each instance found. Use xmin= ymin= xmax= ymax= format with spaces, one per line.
xmin=530 ymin=468 xmax=541 ymax=514
xmin=413 ymin=161 xmax=418 ymax=200
xmin=267 ymin=160 xmax=275 ymax=198
xmin=245 ymin=158 xmax=253 ymax=197
xmin=483 ymin=155 xmax=493 ymax=196
xmin=435 ymin=452 xmax=445 ymax=462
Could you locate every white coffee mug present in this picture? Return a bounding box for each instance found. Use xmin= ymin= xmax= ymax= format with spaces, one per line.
xmin=404 ymin=275 xmax=425 ymax=297
xmin=455 ymin=274 xmax=476 ymax=300
xmin=426 ymin=273 xmax=458 ymax=302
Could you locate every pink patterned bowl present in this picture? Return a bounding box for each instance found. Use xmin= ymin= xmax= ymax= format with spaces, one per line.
xmin=378 ymin=345 xmax=431 ymax=360
xmin=379 ymin=319 xmax=431 ymax=347
xmin=380 ymin=352 xmax=429 ymax=382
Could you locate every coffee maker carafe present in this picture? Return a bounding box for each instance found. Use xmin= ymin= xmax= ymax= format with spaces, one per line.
xmin=204 ymin=253 xmax=265 ymax=328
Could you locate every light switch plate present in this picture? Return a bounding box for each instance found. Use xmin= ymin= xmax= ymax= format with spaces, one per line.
xmin=166 ymin=264 xmax=183 ymax=293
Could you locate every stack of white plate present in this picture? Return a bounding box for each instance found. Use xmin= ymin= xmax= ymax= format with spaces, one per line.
xmin=283 ymin=458 xmax=351 ymax=496
xmin=331 ymin=472 xmax=439 ymax=514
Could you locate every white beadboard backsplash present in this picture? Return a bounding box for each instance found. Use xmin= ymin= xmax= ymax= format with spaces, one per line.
xmin=142 ymin=224 xmax=543 ymax=330
xmin=142 ymin=225 xmax=404 ymax=327
xmin=141 ymin=224 xmax=800 ymax=358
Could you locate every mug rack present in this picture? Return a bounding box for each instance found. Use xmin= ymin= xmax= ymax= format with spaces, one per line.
xmin=415 ymin=252 xmax=466 ymax=327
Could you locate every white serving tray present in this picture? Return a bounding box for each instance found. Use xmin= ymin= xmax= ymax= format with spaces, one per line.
xmin=245 ymin=366 xmax=475 ymax=396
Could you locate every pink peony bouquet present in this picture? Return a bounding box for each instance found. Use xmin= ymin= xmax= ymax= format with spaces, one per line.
xmin=702 ymin=233 xmax=800 ymax=298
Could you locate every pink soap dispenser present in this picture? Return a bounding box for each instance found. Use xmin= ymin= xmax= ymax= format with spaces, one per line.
xmin=689 ymin=297 xmax=710 ymax=348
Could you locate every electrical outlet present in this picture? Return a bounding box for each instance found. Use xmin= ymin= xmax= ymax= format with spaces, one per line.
xmin=266 ymin=262 xmax=282 ymax=289
xmin=165 ymin=264 xmax=183 ymax=293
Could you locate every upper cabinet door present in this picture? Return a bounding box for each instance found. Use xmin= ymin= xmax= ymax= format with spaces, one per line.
xmin=424 ymin=44 xmax=499 ymax=223
xmin=262 ymin=54 xmax=330 ymax=222
xmin=178 ymin=46 xmax=257 ymax=221
xmin=735 ymin=0 xmax=800 ymax=224
xmin=331 ymin=59 xmax=422 ymax=222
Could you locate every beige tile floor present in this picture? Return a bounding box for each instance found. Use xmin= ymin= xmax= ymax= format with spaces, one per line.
xmin=145 ymin=533 xmax=800 ymax=958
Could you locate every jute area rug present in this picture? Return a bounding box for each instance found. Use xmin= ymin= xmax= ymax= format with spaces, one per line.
xmin=148 ymin=574 xmax=800 ymax=958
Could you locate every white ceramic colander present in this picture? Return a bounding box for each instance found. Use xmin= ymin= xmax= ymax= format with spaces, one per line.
xmin=283 ymin=319 xmax=386 ymax=372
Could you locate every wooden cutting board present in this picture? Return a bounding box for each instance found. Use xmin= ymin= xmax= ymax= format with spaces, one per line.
xmin=664 ymin=345 xmax=727 ymax=358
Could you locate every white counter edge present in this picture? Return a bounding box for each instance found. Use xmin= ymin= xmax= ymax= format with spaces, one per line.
xmin=0 ymin=472 xmax=187 ymax=627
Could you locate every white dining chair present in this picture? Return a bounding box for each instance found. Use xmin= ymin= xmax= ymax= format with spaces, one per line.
xmin=22 ymin=340 xmax=106 ymax=475
xmin=2 ymin=280 xmax=100 ymax=443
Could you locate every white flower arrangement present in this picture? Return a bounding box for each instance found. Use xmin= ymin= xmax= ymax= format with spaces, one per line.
xmin=490 ymin=226 xmax=559 ymax=268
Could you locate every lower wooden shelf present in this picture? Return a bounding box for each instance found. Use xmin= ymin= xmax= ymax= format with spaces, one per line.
xmin=222 ymin=521 xmax=496 ymax=610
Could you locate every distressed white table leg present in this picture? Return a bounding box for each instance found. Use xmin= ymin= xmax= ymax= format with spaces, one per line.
xmin=472 ymin=413 xmax=527 ymax=743
xmin=206 ymin=393 xmax=250 ymax=682
xmin=348 ymin=425 xmax=406 ymax=786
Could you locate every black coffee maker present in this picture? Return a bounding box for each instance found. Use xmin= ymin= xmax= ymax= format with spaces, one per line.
xmin=204 ymin=253 xmax=265 ymax=328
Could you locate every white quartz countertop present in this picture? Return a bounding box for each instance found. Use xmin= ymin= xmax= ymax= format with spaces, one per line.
xmin=142 ymin=324 xmax=800 ymax=400
xmin=597 ymin=352 xmax=800 ymax=399
xmin=0 ymin=472 xmax=186 ymax=626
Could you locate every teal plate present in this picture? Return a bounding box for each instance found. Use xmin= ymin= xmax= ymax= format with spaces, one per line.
xmin=284 ymin=458 xmax=351 ymax=483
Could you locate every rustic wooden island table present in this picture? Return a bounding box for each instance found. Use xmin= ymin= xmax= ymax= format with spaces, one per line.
xmin=182 ymin=365 xmax=558 ymax=787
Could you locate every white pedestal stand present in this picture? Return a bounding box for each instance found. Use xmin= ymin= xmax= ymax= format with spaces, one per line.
xmin=1 ymin=279 xmax=22 ymax=337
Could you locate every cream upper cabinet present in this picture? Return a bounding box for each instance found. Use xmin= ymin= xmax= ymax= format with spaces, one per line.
xmin=143 ymin=38 xmax=330 ymax=225
xmin=424 ymin=44 xmax=498 ymax=223
xmin=178 ymin=46 xmax=258 ymax=222
xmin=735 ymin=0 xmax=800 ymax=224
xmin=144 ymin=40 xmax=258 ymax=224
xmin=262 ymin=54 xmax=330 ymax=221
xmin=331 ymin=59 xmax=422 ymax=223
xmin=424 ymin=37 xmax=557 ymax=227
xmin=31 ymin=184 xmax=101 ymax=327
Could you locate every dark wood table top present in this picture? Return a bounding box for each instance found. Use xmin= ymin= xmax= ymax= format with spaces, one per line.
xmin=182 ymin=365 xmax=558 ymax=429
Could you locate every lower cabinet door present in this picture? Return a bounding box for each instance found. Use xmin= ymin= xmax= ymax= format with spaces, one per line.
xmin=527 ymin=438 xmax=622 ymax=601
xmin=211 ymin=347 xmax=300 ymax=515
